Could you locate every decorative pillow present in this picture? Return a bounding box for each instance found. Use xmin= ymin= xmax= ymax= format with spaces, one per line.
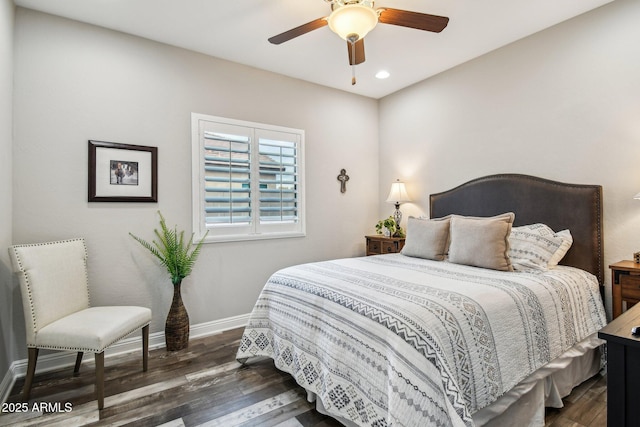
xmin=448 ymin=213 xmax=515 ymax=271
xmin=548 ymin=229 xmax=573 ymax=268
xmin=509 ymin=224 xmax=573 ymax=271
xmin=401 ymin=216 xmax=450 ymax=261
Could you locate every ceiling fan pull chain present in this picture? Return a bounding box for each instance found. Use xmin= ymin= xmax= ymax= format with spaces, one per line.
xmin=350 ymin=38 xmax=357 ymax=85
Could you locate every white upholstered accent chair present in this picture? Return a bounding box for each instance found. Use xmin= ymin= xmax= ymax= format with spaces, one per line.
xmin=9 ymin=238 xmax=152 ymax=410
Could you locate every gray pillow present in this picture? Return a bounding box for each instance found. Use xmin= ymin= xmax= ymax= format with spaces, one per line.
xmin=448 ymin=213 xmax=515 ymax=271
xmin=401 ymin=216 xmax=450 ymax=261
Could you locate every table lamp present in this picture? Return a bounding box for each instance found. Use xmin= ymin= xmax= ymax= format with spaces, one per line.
xmin=386 ymin=179 xmax=411 ymax=227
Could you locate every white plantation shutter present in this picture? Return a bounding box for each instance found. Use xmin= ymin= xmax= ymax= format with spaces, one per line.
xmin=257 ymin=130 xmax=300 ymax=226
xmin=203 ymin=131 xmax=252 ymax=226
xmin=192 ymin=114 xmax=305 ymax=242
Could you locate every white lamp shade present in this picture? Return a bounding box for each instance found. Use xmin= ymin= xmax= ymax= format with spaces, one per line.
xmin=634 ymin=192 xmax=640 ymax=200
xmin=327 ymin=4 xmax=378 ymax=41
xmin=386 ymin=180 xmax=411 ymax=204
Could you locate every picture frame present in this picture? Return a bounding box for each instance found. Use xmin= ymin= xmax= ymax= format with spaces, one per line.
xmin=88 ymin=140 xmax=158 ymax=202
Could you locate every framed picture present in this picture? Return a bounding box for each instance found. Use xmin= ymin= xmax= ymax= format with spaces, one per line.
xmin=88 ymin=140 xmax=158 ymax=202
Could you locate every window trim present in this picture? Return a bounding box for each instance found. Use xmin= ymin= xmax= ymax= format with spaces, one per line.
xmin=191 ymin=113 xmax=305 ymax=243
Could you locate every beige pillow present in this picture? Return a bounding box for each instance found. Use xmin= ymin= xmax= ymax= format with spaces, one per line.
xmin=448 ymin=213 xmax=515 ymax=271
xmin=401 ymin=216 xmax=450 ymax=261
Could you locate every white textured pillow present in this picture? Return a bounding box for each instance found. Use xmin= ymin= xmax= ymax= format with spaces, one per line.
xmin=448 ymin=213 xmax=515 ymax=271
xmin=401 ymin=216 xmax=450 ymax=261
xmin=509 ymin=224 xmax=572 ymax=271
xmin=548 ymin=229 xmax=573 ymax=268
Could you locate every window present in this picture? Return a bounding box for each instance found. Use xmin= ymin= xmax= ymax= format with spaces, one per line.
xmin=191 ymin=113 xmax=305 ymax=242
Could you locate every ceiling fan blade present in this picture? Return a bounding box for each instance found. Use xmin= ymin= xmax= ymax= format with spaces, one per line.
xmin=347 ymin=38 xmax=365 ymax=66
xmin=377 ymin=8 xmax=449 ymax=33
xmin=268 ymin=17 xmax=328 ymax=45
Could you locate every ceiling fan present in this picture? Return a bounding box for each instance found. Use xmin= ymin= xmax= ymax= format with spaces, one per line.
xmin=268 ymin=0 xmax=449 ymax=85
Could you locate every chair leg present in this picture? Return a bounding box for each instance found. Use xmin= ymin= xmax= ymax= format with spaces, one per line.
xmin=142 ymin=324 xmax=149 ymax=372
xmin=73 ymin=352 xmax=84 ymax=375
xmin=95 ymin=352 xmax=105 ymax=410
xmin=22 ymin=348 xmax=39 ymax=401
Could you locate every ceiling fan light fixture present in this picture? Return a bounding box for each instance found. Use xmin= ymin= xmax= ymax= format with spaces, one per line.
xmin=327 ymin=4 xmax=378 ymax=41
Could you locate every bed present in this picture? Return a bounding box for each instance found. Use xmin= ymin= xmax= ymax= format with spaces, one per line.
xmin=236 ymin=174 xmax=607 ymax=427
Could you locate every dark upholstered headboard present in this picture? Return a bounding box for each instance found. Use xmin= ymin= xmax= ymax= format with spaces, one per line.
xmin=429 ymin=174 xmax=604 ymax=286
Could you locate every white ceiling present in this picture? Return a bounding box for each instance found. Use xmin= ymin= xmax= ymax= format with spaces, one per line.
xmin=13 ymin=0 xmax=613 ymax=99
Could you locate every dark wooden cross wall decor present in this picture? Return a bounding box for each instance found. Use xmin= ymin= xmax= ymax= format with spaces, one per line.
xmin=337 ymin=169 xmax=350 ymax=193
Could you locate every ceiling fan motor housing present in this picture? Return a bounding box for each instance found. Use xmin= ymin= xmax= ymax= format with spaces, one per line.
xmin=328 ymin=0 xmax=375 ymax=10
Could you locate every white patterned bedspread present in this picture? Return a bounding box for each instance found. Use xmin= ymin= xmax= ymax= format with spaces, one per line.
xmin=236 ymin=254 xmax=606 ymax=427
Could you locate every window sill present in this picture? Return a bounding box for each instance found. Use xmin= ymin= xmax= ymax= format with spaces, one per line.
xmin=201 ymin=231 xmax=306 ymax=244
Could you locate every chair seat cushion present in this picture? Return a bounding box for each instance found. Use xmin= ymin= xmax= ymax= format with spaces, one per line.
xmin=34 ymin=306 xmax=152 ymax=352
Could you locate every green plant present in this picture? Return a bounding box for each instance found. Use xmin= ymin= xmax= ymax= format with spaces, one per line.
xmin=130 ymin=211 xmax=208 ymax=286
xmin=375 ymin=216 xmax=405 ymax=238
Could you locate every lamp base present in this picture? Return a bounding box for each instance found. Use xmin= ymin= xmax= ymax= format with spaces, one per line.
xmin=393 ymin=203 xmax=402 ymax=227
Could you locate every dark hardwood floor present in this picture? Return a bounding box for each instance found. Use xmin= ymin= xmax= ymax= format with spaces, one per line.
xmin=1 ymin=328 xmax=606 ymax=426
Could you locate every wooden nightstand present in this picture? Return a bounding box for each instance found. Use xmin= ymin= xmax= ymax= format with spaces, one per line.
xmin=610 ymin=260 xmax=640 ymax=319
xmin=365 ymin=235 xmax=405 ymax=256
xmin=598 ymin=302 xmax=640 ymax=426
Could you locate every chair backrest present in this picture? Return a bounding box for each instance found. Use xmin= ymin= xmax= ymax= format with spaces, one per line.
xmin=9 ymin=238 xmax=91 ymax=346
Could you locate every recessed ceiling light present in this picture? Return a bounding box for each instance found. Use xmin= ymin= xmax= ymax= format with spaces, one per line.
xmin=375 ymin=70 xmax=390 ymax=79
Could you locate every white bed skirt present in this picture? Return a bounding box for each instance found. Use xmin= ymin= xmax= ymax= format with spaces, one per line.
xmin=308 ymin=334 xmax=604 ymax=427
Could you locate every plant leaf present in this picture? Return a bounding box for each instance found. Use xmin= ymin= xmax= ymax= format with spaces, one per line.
xmin=130 ymin=210 xmax=209 ymax=286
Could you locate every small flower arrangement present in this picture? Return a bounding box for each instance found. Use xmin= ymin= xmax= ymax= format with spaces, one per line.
xmin=375 ymin=216 xmax=405 ymax=238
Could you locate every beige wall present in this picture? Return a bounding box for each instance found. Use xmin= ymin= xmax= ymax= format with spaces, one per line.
xmin=11 ymin=8 xmax=379 ymax=357
xmin=378 ymin=0 xmax=640 ymax=316
xmin=0 ymin=0 xmax=15 ymax=384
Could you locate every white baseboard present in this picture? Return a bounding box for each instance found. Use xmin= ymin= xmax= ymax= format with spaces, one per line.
xmin=0 ymin=363 xmax=19 ymax=407
xmin=0 ymin=313 xmax=250 ymax=404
